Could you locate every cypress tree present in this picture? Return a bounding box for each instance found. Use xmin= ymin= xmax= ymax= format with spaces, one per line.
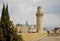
xmin=0 ymin=4 xmax=23 ymax=41
xmin=0 ymin=21 xmax=4 ymax=41
xmin=1 ymin=4 xmax=7 ymax=41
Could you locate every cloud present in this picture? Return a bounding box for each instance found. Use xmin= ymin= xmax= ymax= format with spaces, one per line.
xmin=44 ymin=13 xmax=60 ymax=27
xmin=0 ymin=0 xmax=3 ymax=4
xmin=0 ymin=0 xmax=60 ymax=27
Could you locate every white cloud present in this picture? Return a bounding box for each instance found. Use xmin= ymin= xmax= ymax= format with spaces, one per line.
xmin=0 ymin=0 xmax=60 ymax=27
xmin=44 ymin=13 xmax=60 ymax=27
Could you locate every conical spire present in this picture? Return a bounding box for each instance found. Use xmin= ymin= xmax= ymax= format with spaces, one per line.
xmin=6 ymin=4 xmax=8 ymax=12
xmin=1 ymin=4 xmax=10 ymax=21
xmin=1 ymin=3 xmax=5 ymax=20
xmin=3 ymin=3 xmax=5 ymax=10
xmin=2 ymin=3 xmax=5 ymax=13
xmin=5 ymin=4 xmax=10 ymax=20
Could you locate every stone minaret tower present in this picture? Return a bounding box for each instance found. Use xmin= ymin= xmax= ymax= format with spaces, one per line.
xmin=36 ymin=6 xmax=43 ymax=32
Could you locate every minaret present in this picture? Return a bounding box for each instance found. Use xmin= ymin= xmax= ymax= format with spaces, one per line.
xmin=36 ymin=6 xmax=43 ymax=32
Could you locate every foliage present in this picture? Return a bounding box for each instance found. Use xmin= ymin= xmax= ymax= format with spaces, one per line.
xmin=16 ymin=23 xmax=23 ymax=26
xmin=17 ymin=35 xmax=24 ymax=41
xmin=0 ymin=4 xmax=23 ymax=41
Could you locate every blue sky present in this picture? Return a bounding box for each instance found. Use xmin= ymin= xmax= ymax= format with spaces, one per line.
xmin=0 ymin=0 xmax=60 ymax=27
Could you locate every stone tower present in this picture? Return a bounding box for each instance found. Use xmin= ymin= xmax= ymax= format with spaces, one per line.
xmin=36 ymin=6 xmax=43 ymax=32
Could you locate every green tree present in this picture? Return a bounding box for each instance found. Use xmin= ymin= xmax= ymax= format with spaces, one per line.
xmin=17 ymin=35 xmax=24 ymax=41
xmin=0 ymin=21 xmax=4 ymax=41
xmin=0 ymin=4 xmax=23 ymax=41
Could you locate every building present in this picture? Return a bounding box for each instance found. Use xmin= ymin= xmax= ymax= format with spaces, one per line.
xmin=36 ymin=6 xmax=43 ymax=32
xmin=16 ymin=6 xmax=46 ymax=41
xmin=16 ymin=6 xmax=44 ymax=33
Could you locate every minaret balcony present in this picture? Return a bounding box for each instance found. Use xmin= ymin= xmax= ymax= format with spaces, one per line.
xmin=36 ymin=13 xmax=43 ymax=16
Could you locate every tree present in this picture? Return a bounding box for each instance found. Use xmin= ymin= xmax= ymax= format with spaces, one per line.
xmin=0 ymin=21 xmax=4 ymax=41
xmin=0 ymin=4 xmax=23 ymax=41
xmin=17 ymin=35 xmax=24 ymax=41
xmin=16 ymin=23 xmax=23 ymax=26
xmin=55 ymin=28 xmax=58 ymax=33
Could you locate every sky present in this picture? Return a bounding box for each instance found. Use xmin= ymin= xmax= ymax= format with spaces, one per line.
xmin=0 ymin=0 xmax=60 ymax=28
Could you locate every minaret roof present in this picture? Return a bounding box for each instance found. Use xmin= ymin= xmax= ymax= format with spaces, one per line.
xmin=37 ymin=6 xmax=42 ymax=9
